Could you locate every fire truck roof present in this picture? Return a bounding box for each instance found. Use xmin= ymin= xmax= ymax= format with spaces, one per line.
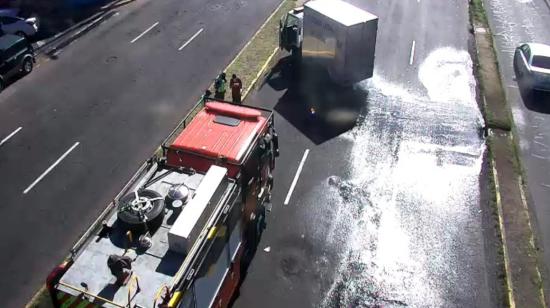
xmin=170 ymin=102 xmax=268 ymax=164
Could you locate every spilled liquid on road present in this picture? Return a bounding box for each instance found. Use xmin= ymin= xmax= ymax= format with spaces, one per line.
xmin=322 ymin=48 xmax=486 ymax=307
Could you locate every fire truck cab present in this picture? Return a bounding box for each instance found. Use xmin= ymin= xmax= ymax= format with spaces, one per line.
xmin=46 ymin=99 xmax=278 ymax=308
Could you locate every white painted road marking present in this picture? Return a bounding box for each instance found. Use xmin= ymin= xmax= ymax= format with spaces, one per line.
xmin=131 ymin=22 xmax=159 ymax=43
xmin=284 ymin=149 xmax=310 ymax=205
xmin=23 ymin=142 xmax=80 ymax=194
xmin=409 ymin=40 xmax=416 ymax=65
xmin=0 ymin=127 xmax=22 ymax=147
xmin=179 ymin=28 xmax=204 ymax=51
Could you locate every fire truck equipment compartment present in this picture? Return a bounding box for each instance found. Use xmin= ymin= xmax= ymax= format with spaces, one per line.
xmin=168 ymin=165 xmax=228 ymax=254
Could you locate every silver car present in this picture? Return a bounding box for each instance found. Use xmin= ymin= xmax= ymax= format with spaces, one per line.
xmin=514 ymin=43 xmax=550 ymax=92
xmin=0 ymin=15 xmax=38 ymax=38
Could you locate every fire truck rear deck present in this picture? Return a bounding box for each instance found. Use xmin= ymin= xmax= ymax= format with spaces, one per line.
xmin=48 ymin=99 xmax=278 ymax=308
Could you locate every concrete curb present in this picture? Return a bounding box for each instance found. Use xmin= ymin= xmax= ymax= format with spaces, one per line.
xmin=243 ymin=47 xmax=279 ymax=100
xmin=36 ymin=0 xmax=133 ymax=57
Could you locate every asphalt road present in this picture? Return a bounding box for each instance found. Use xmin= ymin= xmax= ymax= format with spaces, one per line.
xmin=483 ymin=0 xmax=550 ymax=290
xmin=234 ymin=0 xmax=501 ymax=307
xmin=0 ymin=0 xmax=281 ymax=306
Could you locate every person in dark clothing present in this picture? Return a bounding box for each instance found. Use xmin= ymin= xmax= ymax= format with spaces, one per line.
xmin=203 ymin=89 xmax=212 ymax=101
xmin=107 ymin=254 xmax=133 ymax=286
xmin=230 ymin=74 xmax=243 ymax=104
xmin=214 ymin=72 xmax=227 ymax=100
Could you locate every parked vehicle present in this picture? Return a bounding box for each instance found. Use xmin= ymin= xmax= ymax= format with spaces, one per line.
xmin=46 ymin=98 xmax=279 ymax=308
xmin=0 ymin=34 xmax=34 ymax=90
xmin=279 ymin=0 xmax=378 ymax=86
xmin=514 ymin=42 xmax=550 ymax=92
xmin=0 ymin=12 xmax=38 ymax=37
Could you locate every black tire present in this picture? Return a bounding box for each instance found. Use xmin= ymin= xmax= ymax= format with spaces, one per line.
xmin=21 ymin=57 xmax=33 ymax=75
xmin=0 ymin=78 xmax=5 ymax=92
xmin=117 ymin=189 xmax=165 ymax=233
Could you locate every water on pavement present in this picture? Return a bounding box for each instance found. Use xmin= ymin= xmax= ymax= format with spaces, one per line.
xmin=320 ymin=47 xmax=486 ymax=307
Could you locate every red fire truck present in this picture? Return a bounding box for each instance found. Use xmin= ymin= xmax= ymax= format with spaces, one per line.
xmin=46 ymin=98 xmax=279 ymax=308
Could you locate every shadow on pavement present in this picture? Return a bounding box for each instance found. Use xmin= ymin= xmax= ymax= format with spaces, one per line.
xmin=518 ymin=83 xmax=550 ymax=114
xmin=13 ymin=0 xmax=125 ymax=43
xmin=514 ymin=64 xmax=550 ymax=114
xmin=261 ymin=55 xmax=368 ymax=145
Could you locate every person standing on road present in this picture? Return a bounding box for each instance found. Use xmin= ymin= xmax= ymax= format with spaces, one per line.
xmin=214 ymin=72 xmax=227 ymax=100
xmin=230 ymin=74 xmax=243 ymax=104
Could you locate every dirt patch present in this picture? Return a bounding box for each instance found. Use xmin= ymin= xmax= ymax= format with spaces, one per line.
xmin=469 ymin=0 xmax=546 ymax=307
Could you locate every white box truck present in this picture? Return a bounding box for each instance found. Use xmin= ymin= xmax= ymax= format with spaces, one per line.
xmin=279 ymin=0 xmax=378 ymax=86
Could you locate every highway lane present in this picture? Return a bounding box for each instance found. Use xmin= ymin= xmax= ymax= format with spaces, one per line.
xmin=483 ymin=0 xmax=550 ymax=291
xmin=0 ymin=0 xmax=282 ymax=306
xmin=235 ymin=0 xmax=500 ymax=307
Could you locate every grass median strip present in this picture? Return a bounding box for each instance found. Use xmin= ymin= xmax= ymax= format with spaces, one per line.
xmin=470 ymin=0 xmax=546 ymax=306
xmin=470 ymin=0 xmax=512 ymax=131
xmin=219 ymin=0 xmax=296 ymax=98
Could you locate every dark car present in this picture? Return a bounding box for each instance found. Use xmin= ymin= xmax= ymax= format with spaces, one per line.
xmin=0 ymin=33 xmax=34 ymax=90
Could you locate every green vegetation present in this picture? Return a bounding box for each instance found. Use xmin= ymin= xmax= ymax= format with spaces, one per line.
xmin=26 ymin=286 xmax=52 ymax=308
xmin=221 ymin=0 xmax=296 ymax=97
xmin=471 ymin=0 xmax=488 ymax=25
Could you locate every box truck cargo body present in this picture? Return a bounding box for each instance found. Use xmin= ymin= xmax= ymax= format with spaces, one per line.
xmin=301 ymin=0 xmax=378 ymax=86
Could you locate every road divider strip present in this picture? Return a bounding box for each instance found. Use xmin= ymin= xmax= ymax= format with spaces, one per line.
xmin=0 ymin=126 xmax=22 ymax=147
xmin=23 ymin=142 xmax=80 ymax=195
xmin=222 ymin=0 xmax=294 ymax=97
xmin=470 ymin=0 xmax=547 ymax=306
xmin=284 ymin=149 xmax=310 ymax=205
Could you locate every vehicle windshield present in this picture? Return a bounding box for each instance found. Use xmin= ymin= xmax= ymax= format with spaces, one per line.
xmin=286 ymin=14 xmax=300 ymax=27
xmin=531 ymin=55 xmax=550 ymax=70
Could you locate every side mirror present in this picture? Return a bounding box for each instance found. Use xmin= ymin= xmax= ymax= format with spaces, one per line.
xmin=272 ymin=133 xmax=279 ymax=157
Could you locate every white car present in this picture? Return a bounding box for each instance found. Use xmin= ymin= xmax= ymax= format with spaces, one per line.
xmin=514 ymin=42 xmax=550 ymax=92
xmin=0 ymin=15 xmax=38 ymax=37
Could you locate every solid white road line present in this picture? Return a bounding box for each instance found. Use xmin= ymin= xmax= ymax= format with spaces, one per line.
xmin=409 ymin=40 xmax=416 ymax=65
xmin=179 ymin=28 xmax=204 ymax=51
xmin=284 ymin=149 xmax=310 ymax=205
xmin=131 ymin=22 xmax=159 ymax=43
xmin=23 ymin=142 xmax=80 ymax=194
xmin=0 ymin=127 xmax=22 ymax=147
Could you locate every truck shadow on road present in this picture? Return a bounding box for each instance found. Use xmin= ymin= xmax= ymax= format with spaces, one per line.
xmin=262 ymin=56 xmax=368 ymax=145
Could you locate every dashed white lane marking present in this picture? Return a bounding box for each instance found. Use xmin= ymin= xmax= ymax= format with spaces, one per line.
xmin=0 ymin=126 xmax=22 ymax=147
xmin=179 ymin=28 xmax=204 ymax=51
xmin=23 ymin=142 xmax=80 ymax=194
xmin=131 ymin=22 xmax=159 ymax=43
xmin=284 ymin=149 xmax=310 ymax=205
xmin=409 ymin=40 xmax=416 ymax=65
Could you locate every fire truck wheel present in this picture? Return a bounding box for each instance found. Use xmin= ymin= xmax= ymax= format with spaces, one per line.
xmin=117 ymin=189 xmax=165 ymax=233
